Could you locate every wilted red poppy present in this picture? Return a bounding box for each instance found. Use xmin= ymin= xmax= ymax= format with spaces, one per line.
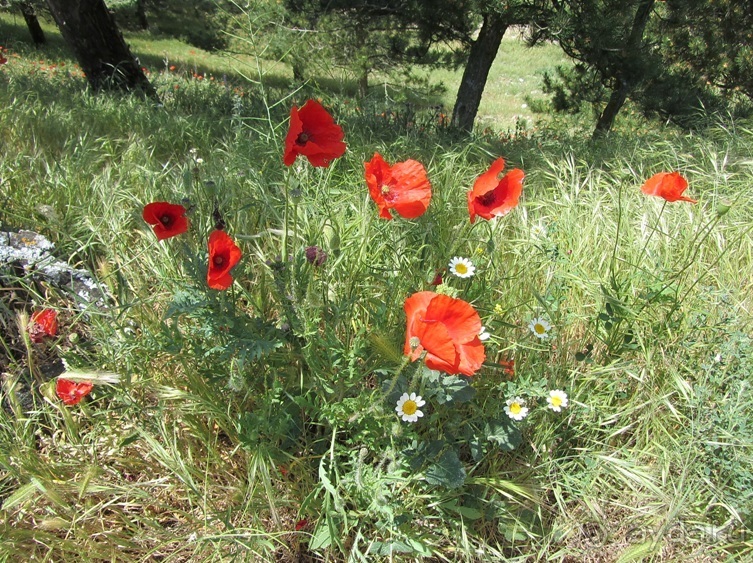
xmin=404 ymin=291 xmax=485 ymax=376
xmin=365 ymin=153 xmax=432 ymax=220
xmin=283 ymin=99 xmax=346 ymax=168
xmin=499 ymin=358 xmax=515 ymax=378
xmin=467 ymin=158 xmax=525 ymax=223
xmin=207 ymin=229 xmax=242 ymax=290
xmin=56 ymin=378 xmax=93 ymax=406
xmin=429 ymin=269 xmax=444 ymax=286
xmin=640 ymin=172 xmax=696 ymax=203
xmin=143 ymin=202 xmax=189 ymax=240
xmin=29 ymin=309 xmax=58 ymax=343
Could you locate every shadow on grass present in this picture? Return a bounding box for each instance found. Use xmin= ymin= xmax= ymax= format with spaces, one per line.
xmin=1 ymin=12 xmax=550 ymax=164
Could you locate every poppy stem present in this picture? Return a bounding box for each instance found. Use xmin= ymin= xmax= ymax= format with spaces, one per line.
xmin=609 ymin=183 xmax=625 ymax=289
xmin=282 ymin=174 xmax=290 ymax=265
xmin=665 ymin=216 xmax=753 ymax=322
xmin=382 ymin=353 xmax=417 ymax=400
xmin=635 ymin=200 xmax=667 ymax=274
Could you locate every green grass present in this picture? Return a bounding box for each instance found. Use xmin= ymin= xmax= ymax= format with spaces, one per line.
xmin=2 ymin=9 xmax=753 ymax=562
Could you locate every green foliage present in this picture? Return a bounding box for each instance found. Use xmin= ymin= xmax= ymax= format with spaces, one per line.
xmin=111 ymin=0 xmax=235 ymax=51
xmin=278 ymin=0 xmax=474 ymax=95
xmin=536 ymin=0 xmax=739 ymax=131
xmin=663 ymin=0 xmax=753 ymax=103
xmin=2 ymin=13 xmax=753 ymax=561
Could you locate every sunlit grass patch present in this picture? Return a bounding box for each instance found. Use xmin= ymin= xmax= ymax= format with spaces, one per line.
xmin=2 ymin=11 xmax=753 ymax=562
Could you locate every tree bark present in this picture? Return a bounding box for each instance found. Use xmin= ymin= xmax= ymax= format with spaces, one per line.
xmin=593 ymin=81 xmax=629 ymax=137
xmin=20 ymin=1 xmax=46 ymax=45
xmin=451 ymin=12 xmax=508 ymax=132
xmin=357 ymin=70 xmax=368 ymax=99
xmin=592 ymin=0 xmax=656 ymax=137
xmin=135 ymin=0 xmax=148 ymax=30
xmin=44 ymin=0 xmax=159 ymax=101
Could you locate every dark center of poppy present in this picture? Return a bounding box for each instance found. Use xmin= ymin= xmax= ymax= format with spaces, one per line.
xmin=476 ymin=190 xmax=498 ymax=207
xmin=160 ymin=214 xmax=173 ymax=226
xmin=296 ymin=132 xmax=310 ymax=145
xmin=213 ymin=255 xmax=225 ymax=267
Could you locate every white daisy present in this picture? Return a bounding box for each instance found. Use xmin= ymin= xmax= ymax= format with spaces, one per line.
xmin=395 ymin=392 xmax=426 ymax=423
xmin=528 ymin=317 xmax=552 ymax=339
xmin=530 ymin=223 xmax=548 ymax=240
xmin=546 ymin=389 xmax=568 ymax=412
xmin=448 ymin=256 xmax=476 ymax=278
xmin=504 ymin=397 xmax=529 ymax=421
xmin=479 ymin=326 xmax=491 ymax=341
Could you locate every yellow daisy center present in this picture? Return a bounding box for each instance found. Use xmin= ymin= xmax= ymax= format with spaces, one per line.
xmin=402 ymin=400 xmax=418 ymax=416
xmin=534 ymin=323 xmax=546 ymax=334
xmin=550 ymin=396 xmax=562 ymax=407
xmin=455 ymin=263 xmax=468 ymax=275
xmin=509 ymin=403 xmax=522 ymax=415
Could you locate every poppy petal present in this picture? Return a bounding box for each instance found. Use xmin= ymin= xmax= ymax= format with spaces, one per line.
xmin=365 ymin=154 xmax=431 ymax=219
xmin=412 ymin=319 xmax=460 ymax=373
xmin=207 ymin=230 xmax=242 ymax=290
xmin=29 ymin=309 xmax=58 ymax=342
xmin=283 ymin=99 xmax=345 ymax=168
xmin=641 ymin=171 xmax=696 ymax=203
xmin=457 ymin=338 xmax=486 ymax=376
xmin=423 ymin=294 xmax=482 ymax=344
xmin=385 ymin=160 xmax=432 ymax=219
xmin=283 ymin=106 xmax=304 ymax=166
xmin=56 ymin=378 xmax=93 ymax=406
xmin=403 ymin=291 xmax=435 ymax=355
xmin=143 ymin=202 xmax=189 ymax=240
xmin=472 ymin=158 xmax=507 ymax=197
xmin=403 ymin=291 xmax=485 ymax=376
xmin=468 ymin=159 xmax=524 ymax=223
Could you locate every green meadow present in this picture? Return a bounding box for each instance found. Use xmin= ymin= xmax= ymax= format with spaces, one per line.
xmin=1 ymin=11 xmax=752 ymax=562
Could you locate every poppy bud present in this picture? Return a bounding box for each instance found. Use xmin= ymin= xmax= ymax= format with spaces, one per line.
xmin=305 ymin=245 xmax=327 ymax=266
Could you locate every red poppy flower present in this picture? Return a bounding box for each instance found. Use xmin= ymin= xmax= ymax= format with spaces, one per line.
xmin=207 ymin=229 xmax=242 ymax=290
xmin=56 ymin=378 xmax=93 ymax=406
xmin=640 ymin=172 xmax=697 ymax=203
xmin=295 ymin=519 xmax=309 ymax=531
xmin=404 ymin=291 xmax=485 ymax=376
xmin=29 ymin=309 xmax=58 ymax=343
xmin=283 ymin=99 xmax=346 ymax=168
xmin=467 ymin=158 xmax=525 ymax=223
xmin=499 ymin=358 xmax=515 ymax=378
xmin=143 ymin=202 xmax=189 ymax=240
xmin=364 ymin=153 xmax=432 ymax=220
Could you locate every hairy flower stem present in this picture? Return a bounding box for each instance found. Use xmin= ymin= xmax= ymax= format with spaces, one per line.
xmin=383 ymin=352 xmax=424 ymax=403
xmin=282 ymin=173 xmax=291 ymax=265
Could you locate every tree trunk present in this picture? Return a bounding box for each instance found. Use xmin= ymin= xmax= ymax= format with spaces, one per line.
xmin=451 ymin=12 xmax=508 ymax=132
xmin=593 ymin=81 xmax=629 ymax=137
xmin=292 ymin=59 xmax=305 ymax=82
xmin=592 ymin=0 xmax=656 ymax=137
xmin=357 ymin=70 xmax=368 ymax=99
xmin=135 ymin=0 xmax=148 ymax=30
xmin=20 ymin=1 xmax=46 ymax=45
xmin=44 ymin=0 xmax=159 ymax=101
